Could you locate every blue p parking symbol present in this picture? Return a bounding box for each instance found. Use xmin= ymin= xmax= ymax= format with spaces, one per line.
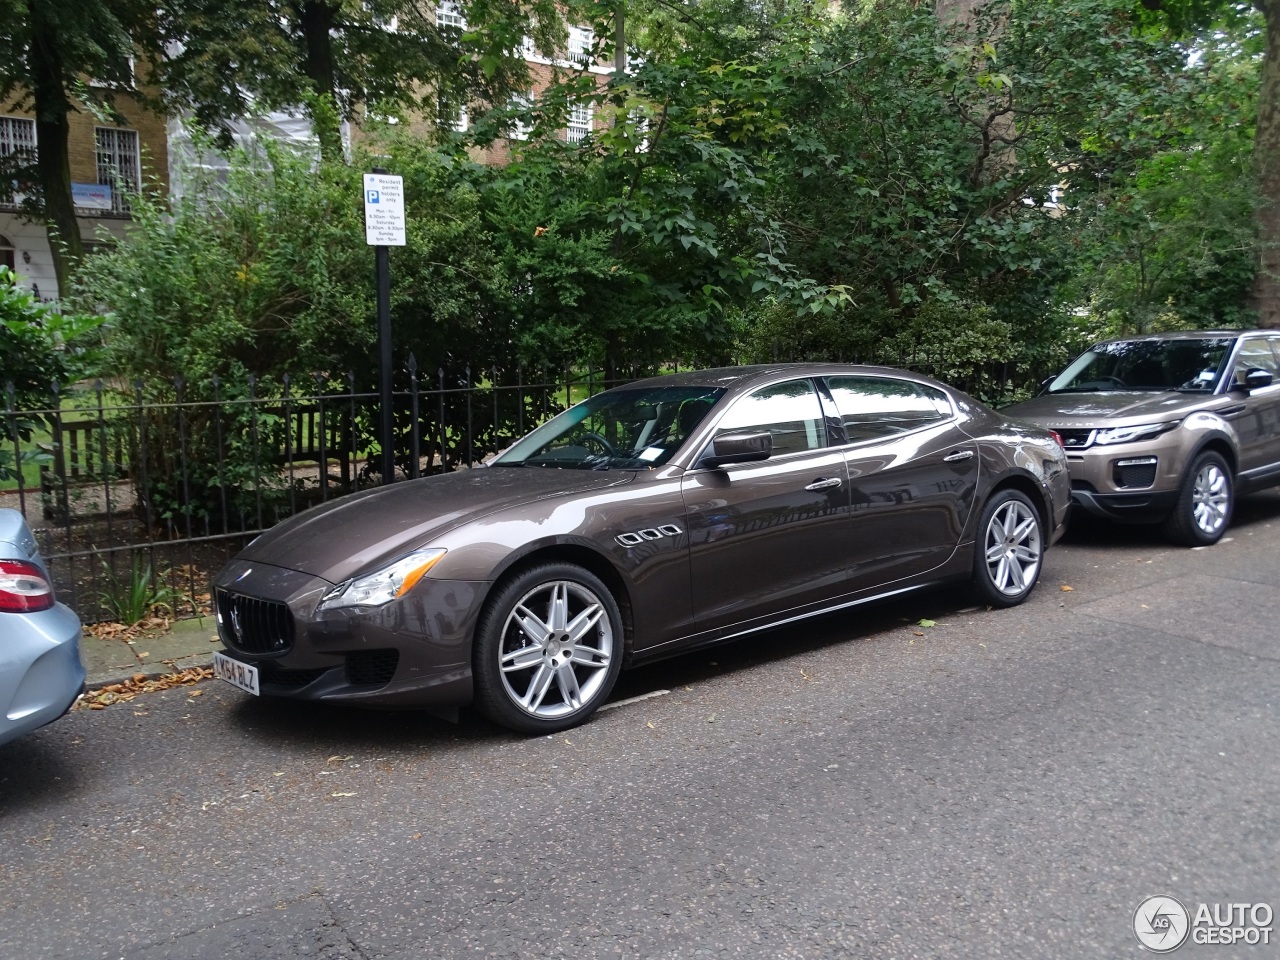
xmin=366 ymin=189 xmax=380 ymax=204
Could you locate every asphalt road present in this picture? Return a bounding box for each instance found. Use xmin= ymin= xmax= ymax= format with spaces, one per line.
xmin=4 ymin=494 xmax=1280 ymax=960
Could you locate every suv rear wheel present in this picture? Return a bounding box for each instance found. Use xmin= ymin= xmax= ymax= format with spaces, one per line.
xmin=1162 ymin=450 xmax=1233 ymax=547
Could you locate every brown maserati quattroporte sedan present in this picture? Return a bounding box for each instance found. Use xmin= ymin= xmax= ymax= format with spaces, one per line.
xmin=212 ymin=364 xmax=1069 ymax=733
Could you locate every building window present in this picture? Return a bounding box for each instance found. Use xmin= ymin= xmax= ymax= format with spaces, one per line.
xmin=0 ymin=116 xmax=37 ymax=160
xmin=509 ymin=93 xmax=533 ymax=141
xmin=437 ymin=95 xmax=467 ymax=133
xmin=566 ymin=101 xmax=593 ymax=143
xmin=436 ymin=0 xmax=465 ymax=32
xmin=0 ymin=233 xmax=14 ymax=273
xmin=94 ymin=127 xmax=141 ymax=214
xmin=0 ymin=116 xmax=36 ymax=208
xmin=568 ymin=26 xmax=594 ymax=64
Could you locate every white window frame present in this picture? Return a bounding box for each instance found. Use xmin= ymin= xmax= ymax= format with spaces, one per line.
xmin=566 ymin=101 xmax=593 ymax=144
xmin=0 ymin=115 xmax=37 ymax=160
xmin=436 ymin=0 xmax=466 ymax=32
xmin=94 ymin=126 xmax=141 ymax=215
xmin=509 ymin=93 xmax=533 ymax=141
xmin=568 ymin=26 xmax=594 ymax=65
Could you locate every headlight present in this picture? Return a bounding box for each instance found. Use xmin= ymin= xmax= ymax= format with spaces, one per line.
xmin=317 ymin=549 xmax=447 ymax=611
xmin=1093 ymin=421 xmax=1179 ymax=445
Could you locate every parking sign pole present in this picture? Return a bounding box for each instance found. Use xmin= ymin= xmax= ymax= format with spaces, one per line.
xmin=363 ymin=167 xmax=406 ymax=486
xmin=376 ymin=236 xmax=393 ymax=485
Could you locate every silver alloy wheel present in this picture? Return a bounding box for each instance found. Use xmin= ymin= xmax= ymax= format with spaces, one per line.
xmin=498 ymin=580 xmax=615 ymax=719
xmin=983 ymin=499 xmax=1042 ymax=597
xmin=1191 ymin=462 xmax=1230 ymax=535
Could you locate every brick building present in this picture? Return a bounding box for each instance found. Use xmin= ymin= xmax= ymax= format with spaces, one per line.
xmin=0 ymin=71 xmax=169 ymax=300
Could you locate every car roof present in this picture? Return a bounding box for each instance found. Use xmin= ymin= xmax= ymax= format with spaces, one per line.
xmin=1093 ymin=330 xmax=1276 ymax=346
xmin=618 ymin=363 xmax=941 ymax=391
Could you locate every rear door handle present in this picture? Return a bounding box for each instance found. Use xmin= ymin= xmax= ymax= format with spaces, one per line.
xmin=943 ymin=450 xmax=974 ymax=462
xmin=805 ymin=477 xmax=843 ymax=491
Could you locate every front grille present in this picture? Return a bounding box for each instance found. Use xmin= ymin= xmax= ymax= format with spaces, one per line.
xmin=216 ymin=589 xmax=295 ymax=655
xmin=1057 ymin=428 xmax=1094 ymax=449
xmin=345 ymin=650 xmax=400 ymax=686
xmin=1114 ymin=457 xmax=1158 ymax=489
xmin=258 ymin=662 xmax=328 ymax=688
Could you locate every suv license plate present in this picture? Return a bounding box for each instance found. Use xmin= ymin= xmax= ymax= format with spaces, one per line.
xmin=213 ymin=652 xmax=260 ymax=696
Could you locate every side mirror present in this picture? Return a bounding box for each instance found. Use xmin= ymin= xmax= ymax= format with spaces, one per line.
xmin=1242 ymin=368 xmax=1274 ymax=391
xmin=701 ymin=431 xmax=773 ymax=468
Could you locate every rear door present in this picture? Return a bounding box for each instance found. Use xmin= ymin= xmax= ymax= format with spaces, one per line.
xmin=680 ymin=378 xmax=851 ymax=630
xmin=824 ymin=375 xmax=980 ymax=590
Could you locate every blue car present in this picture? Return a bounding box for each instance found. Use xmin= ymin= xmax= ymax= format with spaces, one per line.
xmin=0 ymin=508 xmax=85 ymax=746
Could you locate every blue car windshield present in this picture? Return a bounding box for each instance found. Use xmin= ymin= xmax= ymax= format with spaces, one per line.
xmin=492 ymin=386 xmax=725 ymax=469
xmin=1048 ymin=338 xmax=1232 ymax=393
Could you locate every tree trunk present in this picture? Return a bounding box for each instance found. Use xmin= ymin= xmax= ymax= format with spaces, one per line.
xmin=28 ymin=1 xmax=83 ymax=298
xmin=1252 ymin=0 xmax=1280 ymax=327
xmin=298 ymin=0 xmax=344 ymax=162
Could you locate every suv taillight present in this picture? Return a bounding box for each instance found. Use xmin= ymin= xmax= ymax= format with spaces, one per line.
xmin=0 ymin=559 xmax=55 ymax=613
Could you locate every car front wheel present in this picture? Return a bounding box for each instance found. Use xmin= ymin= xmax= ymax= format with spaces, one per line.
xmin=973 ymin=489 xmax=1044 ymax=607
xmin=472 ymin=563 xmax=624 ymax=734
xmin=1163 ymin=450 xmax=1233 ymax=547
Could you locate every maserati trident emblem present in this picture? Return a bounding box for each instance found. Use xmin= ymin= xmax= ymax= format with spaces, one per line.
xmin=229 ymin=603 xmax=244 ymax=642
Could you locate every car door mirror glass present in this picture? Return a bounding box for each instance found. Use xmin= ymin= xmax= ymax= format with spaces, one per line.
xmin=1244 ymin=368 xmax=1274 ymax=390
xmin=702 ymin=431 xmax=773 ymax=468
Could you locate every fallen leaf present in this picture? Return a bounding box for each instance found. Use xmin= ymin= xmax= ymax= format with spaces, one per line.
xmin=645 ymin=721 xmax=655 ymax=729
xmin=707 ymin=713 xmax=718 ymax=723
xmin=913 ymin=631 xmax=925 ymax=637
xmin=187 ymin=689 xmax=203 ymax=697
xmin=327 ymin=755 xmax=353 ymax=764
xmin=917 ymin=618 xmax=936 ymax=628
xmin=1060 ymin=585 xmax=1074 ymax=592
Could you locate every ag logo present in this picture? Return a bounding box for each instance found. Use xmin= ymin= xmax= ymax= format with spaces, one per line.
xmin=1133 ymin=895 xmax=1190 ymax=953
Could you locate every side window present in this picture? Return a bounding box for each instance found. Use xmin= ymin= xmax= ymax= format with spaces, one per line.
xmin=1233 ymin=338 xmax=1280 ymax=381
xmin=825 ymin=376 xmax=950 ymax=442
xmin=715 ymin=379 xmax=825 ymax=455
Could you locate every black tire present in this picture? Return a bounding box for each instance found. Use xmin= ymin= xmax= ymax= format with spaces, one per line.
xmin=1162 ymin=450 xmax=1233 ymax=547
xmin=972 ymin=489 xmax=1044 ymax=608
xmin=472 ymin=562 xmax=624 ymax=734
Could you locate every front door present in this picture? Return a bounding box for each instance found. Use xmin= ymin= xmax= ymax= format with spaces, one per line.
xmin=681 ymin=378 xmax=851 ymax=631
xmin=1227 ymin=337 xmax=1280 ymax=477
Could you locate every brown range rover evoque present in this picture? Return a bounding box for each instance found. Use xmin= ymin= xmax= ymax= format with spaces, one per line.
xmin=213 ymin=364 xmax=1069 ymax=733
xmin=1004 ymin=331 xmax=1280 ymax=547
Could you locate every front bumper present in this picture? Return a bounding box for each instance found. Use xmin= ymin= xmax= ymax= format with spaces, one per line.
xmin=0 ymin=602 xmax=86 ymax=746
xmin=1062 ymin=429 xmax=1189 ymax=523
xmin=212 ymin=559 xmax=489 ymax=709
xmin=1069 ymin=484 xmax=1179 ymax=522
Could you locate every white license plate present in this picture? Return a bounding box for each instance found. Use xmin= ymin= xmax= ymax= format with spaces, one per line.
xmin=213 ymin=652 xmax=260 ymax=696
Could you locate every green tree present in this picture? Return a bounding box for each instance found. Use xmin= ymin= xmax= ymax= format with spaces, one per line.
xmin=160 ymin=0 xmax=584 ymax=160
xmin=1138 ymin=0 xmax=1280 ymax=326
xmin=0 ymin=0 xmax=163 ymax=292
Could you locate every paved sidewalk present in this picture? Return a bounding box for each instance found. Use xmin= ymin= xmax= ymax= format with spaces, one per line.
xmin=80 ymin=615 xmax=220 ymax=687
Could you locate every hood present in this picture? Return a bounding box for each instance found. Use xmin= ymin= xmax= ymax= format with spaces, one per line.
xmin=238 ymin=467 xmax=636 ymax=582
xmin=1002 ymin=390 xmax=1212 ymax=427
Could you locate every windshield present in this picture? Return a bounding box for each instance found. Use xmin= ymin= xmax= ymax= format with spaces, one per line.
xmin=1048 ymin=338 xmax=1233 ymax=394
xmin=492 ymin=385 xmax=725 ymax=469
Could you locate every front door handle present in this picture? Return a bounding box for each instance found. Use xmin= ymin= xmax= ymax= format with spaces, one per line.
xmin=805 ymin=477 xmax=843 ymax=491
xmin=943 ymin=450 xmax=974 ymax=462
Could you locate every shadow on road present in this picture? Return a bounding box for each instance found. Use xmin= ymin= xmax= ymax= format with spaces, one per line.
xmin=1061 ymin=488 xmax=1280 ymax=549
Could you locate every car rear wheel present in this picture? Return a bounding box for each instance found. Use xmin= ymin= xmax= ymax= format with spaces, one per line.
xmin=973 ymin=490 xmax=1044 ymax=607
xmin=1162 ymin=450 xmax=1232 ymax=547
xmin=472 ymin=563 xmax=624 ymax=734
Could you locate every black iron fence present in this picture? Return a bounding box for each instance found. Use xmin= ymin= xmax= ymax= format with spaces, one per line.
xmin=2 ymin=353 xmax=1030 ymax=625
